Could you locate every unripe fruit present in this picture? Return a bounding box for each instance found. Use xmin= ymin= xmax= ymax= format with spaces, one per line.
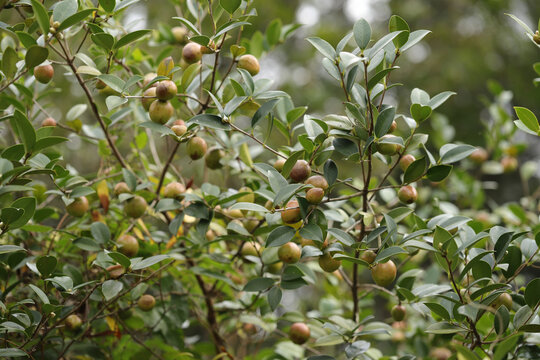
xmin=399 ymin=154 xmax=416 ymax=171
xmin=360 ymin=250 xmax=376 ymax=264
xmin=305 ymin=175 xmax=328 ymax=190
xmin=124 ymin=195 xmax=147 ymax=218
xmin=66 ymin=196 xmax=89 ymax=217
xmin=138 ymin=294 xmax=156 ymax=311
xmin=267 ymin=261 xmax=283 ymax=274
xmin=237 ymin=186 xmax=254 ymax=203
xmin=107 ymin=264 xmax=124 ymax=279
xmin=398 ymin=185 xmax=418 ymax=204
xmin=201 ymin=40 xmax=216 ymax=54
xmin=227 ymin=209 xmax=243 ymax=218
xmin=114 ymin=182 xmax=130 ymax=196
xmin=493 ymin=292 xmax=513 ymax=310
xmin=306 ymin=187 xmax=324 ymax=204
xmin=289 ymin=322 xmax=310 ymax=345
xmin=318 ymin=252 xmax=341 ymax=272
xmin=377 ymin=135 xmax=402 ymax=156
xmin=171 ymin=26 xmax=188 ymax=44
xmin=117 ymin=235 xmax=139 ymax=258
xmin=149 ymin=100 xmax=174 ymax=124
xmin=187 ymin=136 xmax=207 ymax=160
xmin=281 ymin=199 xmax=301 ymax=224
xmin=240 ymin=241 xmax=261 ymax=259
xmin=371 ymin=260 xmax=397 ymax=287
xmin=273 ymin=158 xmax=286 ymax=172
xmin=389 ymin=120 xmax=397 ymax=133
xmin=155 ymin=80 xmax=177 ymax=100
xmin=290 ymin=160 xmax=311 ymax=182
xmin=391 ymin=304 xmax=406 ymax=321
xmin=143 ymin=72 xmax=158 ymax=87
xmin=41 ymin=117 xmax=57 ymax=127
xmin=430 ymin=347 xmax=452 ymax=360
xmin=205 ymin=148 xmax=225 ymax=169
xmin=171 ymin=124 xmax=187 ymax=137
xmin=237 ymin=54 xmax=260 ymax=76
xmin=141 ymin=87 xmax=157 ymax=111
xmin=501 ymin=156 xmax=518 ymax=173
xmin=34 ymin=64 xmax=54 ymax=84
xmin=65 ymin=314 xmax=82 ymax=330
xmin=244 ymin=219 xmax=259 ymax=232
xmin=99 ymin=86 xmax=118 ymax=97
xmin=278 ymin=242 xmax=301 ymax=263
xmin=163 ymin=181 xmax=185 ymax=198
xmin=534 ymin=31 xmax=540 ymax=45
xmin=174 ymin=119 xmax=186 ymax=126
xmin=470 ymin=148 xmax=488 ymax=164
xmin=182 ymin=42 xmax=202 ymax=64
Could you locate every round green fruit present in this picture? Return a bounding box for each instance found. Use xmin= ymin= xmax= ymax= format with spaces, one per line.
xmin=155 ymin=80 xmax=177 ymax=101
xmin=182 ymin=42 xmax=202 ymax=64
xmin=138 ymin=294 xmax=156 ymax=311
xmin=306 ymin=187 xmax=324 ymax=204
xmin=124 ymin=195 xmax=147 ymax=218
xmin=360 ymin=250 xmax=376 ymax=264
xmin=240 ymin=241 xmax=261 ymax=259
xmin=117 ymin=234 xmax=139 ymax=258
xmin=149 ymin=100 xmax=174 ymax=124
xmin=237 ymin=186 xmax=255 ymax=203
xmin=273 ymin=158 xmax=286 ymax=172
xmin=171 ymin=124 xmax=187 ymax=137
xmin=377 ymin=135 xmax=402 ymax=156
xmin=34 ymin=64 xmax=54 ymax=84
xmin=171 ymin=26 xmax=188 ymax=44
xmin=371 ymin=260 xmax=397 ymax=287
xmin=66 ymin=196 xmax=89 ymax=217
xmin=399 ymin=154 xmax=416 ymax=171
xmin=163 ymin=181 xmax=185 ymax=198
xmin=278 ymin=242 xmax=301 ymax=264
xmin=237 ymin=54 xmax=260 ymax=76
xmin=141 ymin=87 xmax=157 ymax=111
xmin=65 ymin=314 xmax=82 ymax=331
xmin=187 ymin=136 xmax=207 ymax=160
xmin=205 ymin=148 xmax=225 ymax=169
xmin=281 ymin=199 xmax=301 ymax=224
xmin=114 ymin=182 xmax=130 ymax=196
xmin=290 ymin=160 xmax=311 ymax=183
xmin=391 ymin=304 xmax=406 ymax=321
xmin=398 ymin=185 xmax=418 ymax=204
xmin=289 ymin=322 xmax=310 ymax=345
xmin=318 ymin=252 xmax=341 ymax=272
xmin=492 ymin=292 xmax=513 ymax=310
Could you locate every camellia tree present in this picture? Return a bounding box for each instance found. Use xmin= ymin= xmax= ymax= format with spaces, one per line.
xmin=0 ymin=1 xmax=539 ymax=359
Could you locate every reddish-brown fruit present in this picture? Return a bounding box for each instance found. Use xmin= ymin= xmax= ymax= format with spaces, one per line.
xmin=470 ymin=148 xmax=488 ymax=164
xmin=318 ymin=252 xmax=341 ymax=272
xmin=305 ymin=175 xmax=329 ymax=190
xmin=163 ymin=181 xmax=186 ymax=198
xmin=155 ymin=80 xmax=177 ymax=100
xmin=306 ymin=187 xmax=324 ymax=204
xmin=278 ymin=242 xmax=301 ymax=263
xmin=143 ymin=73 xmax=158 ymax=87
xmin=187 ymin=136 xmax=207 ymax=160
xmin=281 ymin=199 xmax=301 ymax=224
xmin=65 ymin=314 xmax=82 ymax=330
xmin=124 ymin=195 xmax=147 ymax=218
xmin=377 ymin=135 xmax=402 ymax=156
xmin=205 ymin=148 xmax=225 ymax=169
xmin=289 ymin=322 xmax=310 ymax=345
xmin=34 ymin=64 xmax=54 ymax=84
xmin=237 ymin=54 xmax=260 ymax=76
xmin=273 ymin=158 xmax=286 ymax=172
xmin=66 ymin=196 xmax=89 ymax=217
xmin=41 ymin=117 xmax=57 ymax=127
xmin=501 ymin=156 xmax=518 ymax=173
xmin=389 ymin=120 xmax=398 ymax=133
xmin=371 ymin=260 xmax=397 ymax=287
xmin=399 ymin=154 xmax=416 ymax=171
xmin=290 ymin=160 xmax=311 ymax=182
xmin=114 ymin=182 xmax=130 ymax=196
xmin=182 ymin=42 xmax=202 ymax=64
xmin=117 ymin=235 xmax=139 ymax=258
xmin=107 ymin=264 xmax=124 ymax=279
xmin=149 ymin=100 xmax=174 ymax=124
xmin=138 ymin=294 xmax=156 ymax=311
xmin=141 ymin=87 xmax=157 ymax=111
xmin=398 ymin=185 xmax=418 ymax=204
xmin=360 ymin=250 xmax=377 ymax=264
xmin=391 ymin=304 xmax=406 ymax=321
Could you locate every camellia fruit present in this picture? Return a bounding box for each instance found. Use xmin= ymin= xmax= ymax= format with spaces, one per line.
xmin=171 ymin=124 xmax=187 ymax=137
xmin=171 ymin=26 xmax=188 ymax=44
xmin=318 ymin=252 xmax=341 ymax=272
xmin=114 ymin=182 xmax=130 ymax=196
xmin=278 ymin=242 xmax=301 ymax=263
xmin=41 ymin=117 xmax=57 ymax=127
xmin=240 ymin=241 xmax=261 ymax=259
xmin=237 ymin=54 xmax=260 ymax=76
xmin=290 ymin=160 xmax=311 ymax=183
xmin=534 ymin=31 xmax=540 ymax=45
xmin=143 ymin=72 xmax=158 ymax=87
xmin=469 ymin=147 xmax=488 ymax=164
xmin=138 ymin=294 xmax=156 ymax=311
xmin=371 ymin=260 xmax=397 ymax=287
xmin=501 ymin=156 xmax=518 ymax=173
xmin=66 ymin=196 xmax=89 ymax=217
xmin=107 ymin=264 xmax=124 ymax=279
xmin=65 ymin=314 xmax=82 ymax=331
xmin=163 ymin=181 xmax=186 ymax=198
xmin=399 ymin=154 xmax=416 ymax=171
xmin=389 ymin=120 xmax=397 ymax=133
xmin=205 ymin=148 xmax=225 ymax=169
xmin=149 ymin=100 xmax=174 ymax=124
xmin=360 ymin=250 xmax=377 ymax=264
xmin=187 ymin=136 xmax=207 ymax=160
xmin=182 ymin=42 xmax=202 ymax=64
xmin=141 ymin=87 xmax=157 ymax=111
xmin=391 ymin=304 xmax=406 ymax=321
xmin=273 ymin=158 xmax=286 ymax=172
xmin=306 ymin=187 xmax=324 ymax=204
xmin=34 ymin=64 xmax=54 ymax=84
xmin=492 ymin=292 xmax=513 ymax=309
xmin=430 ymin=348 xmax=452 ymax=360
xmin=155 ymin=80 xmax=177 ymax=100
xmin=398 ymin=185 xmax=418 ymax=204
xmin=124 ymin=195 xmax=147 ymax=218
xmin=289 ymin=322 xmax=310 ymax=345
xmin=376 ymin=135 xmax=402 ymax=156
xmin=281 ymin=199 xmax=301 ymax=224
xmin=305 ymin=175 xmax=328 ymax=190
xmin=117 ymin=234 xmax=139 ymax=258
xmin=237 ymin=186 xmax=255 ymax=203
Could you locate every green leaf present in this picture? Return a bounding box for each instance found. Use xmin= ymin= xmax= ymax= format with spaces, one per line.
xmin=280 ymin=151 xmax=304 ymax=179
xmin=514 ymin=106 xmax=539 ymax=133
xmin=220 ymin=0 xmax=241 ymax=14
xmin=243 ymin=277 xmax=274 ymax=292
xmin=425 ymin=322 xmax=465 ymax=334
xmin=11 ymin=110 xmax=36 ymax=153
xmin=97 ymin=74 xmax=124 ymax=93
xmin=266 ymin=18 xmax=282 ymax=46
xmin=37 ymin=255 xmax=57 ymax=277
xmin=388 ymin=15 xmax=410 ymax=48
xmin=494 ymin=305 xmax=509 ymax=335
xmin=99 ymin=0 xmax=116 ymax=13
xmin=252 ymin=98 xmax=280 ymax=127
xmin=0 ymin=245 xmax=26 ymax=254
xmin=25 ymin=46 xmax=48 ymax=69
xmin=108 ymin=251 xmax=131 ymax=268
xmin=306 ymin=37 xmax=336 ymax=59
xmin=230 ymin=202 xmax=269 ymax=213
xmin=426 ymin=165 xmax=452 ymax=182
xmin=368 ymin=67 xmax=399 ymax=91
xmin=139 ymin=121 xmax=175 ymax=136
xmin=2 ymin=47 xmax=19 ymax=79
xmin=9 ymin=197 xmax=36 ymax=229
xmin=404 ymin=157 xmax=427 ymax=183
xmin=267 ymin=286 xmax=282 ymax=311
xmin=505 ymin=13 xmax=534 ymax=35
xmin=374 ymin=106 xmax=396 ymax=137
xmin=0 ymin=349 xmax=27 ymax=357
xmin=187 ymin=114 xmax=229 ymax=130
xmin=102 ymin=279 xmax=123 ymax=301
xmin=172 ymin=17 xmax=201 ymax=36
xmin=428 ymin=91 xmax=456 ymax=110
xmin=299 ymin=224 xmax=323 ymax=242
xmin=31 ymin=0 xmax=50 ymax=36
xmin=324 ymin=159 xmax=338 ymax=186
xmin=374 ymin=246 xmax=407 ymax=263
xmin=328 ymin=228 xmax=355 ymax=246
xmin=410 ymin=103 xmax=432 ymax=122
xmin=493 ymin=334 xmax=521 ymax=360
xmin=213 ymin=21 xmax=251 ymax=39
xmin=53 ymin=0 xmax=78 ymax=23
xmin=16 ymin=31 xmax=37 ymax=48
xmin=34 ymin=136 xmax=69 ymax=152
xmin=91 ymin=32 xmax=115 ymax=51
xmin=440 ymin=144 xmax=476 ymax=164
xmin=368 ymin=31 xmax=405 ymax=59
xmin=524 ymin=278 xmax=540 ymax=308
xmin=106 ymin=95 xmax=127 ymax=110
xmin=131 ymin=255 xmax=170 ymax=270
xmin=424 ymin=302 xmax=450 ymax=320
xmin=57 ymin=9 xmax=96 ymax=32
xmin=353 ymin=18 xmax=371 ymax=50
xmin=114 ymin=29 xmax=151 ymax=49
xmin=91 ymin=222 xmax=110 ymax=244
xmin=266 ymin=226 xmax=295 ymax=247
xmin=401 ymin=30 xmax=431 ymax=52
xmin=28 ymin=284 xmax=50 ymax=304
